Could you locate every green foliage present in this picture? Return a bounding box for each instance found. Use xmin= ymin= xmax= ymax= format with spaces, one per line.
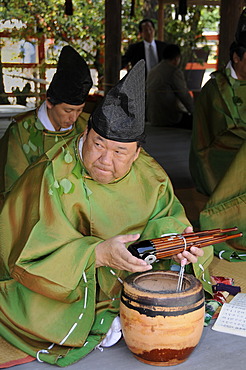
xmin=0 ymin=1 xmax=220 ymax=82
xmin=163 ymin=5 xmax=220 ymax=69
xmin=1 ymin=0 xmax=145 ymax=80
xmin=1 ymin=0 xmax=105 ymax=65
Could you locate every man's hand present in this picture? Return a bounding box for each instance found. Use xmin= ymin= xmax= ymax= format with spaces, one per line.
xmin=95 ymin=234 xmax=152 ymax=272
xmin=172 ymin=226 xmax=204 ymax=265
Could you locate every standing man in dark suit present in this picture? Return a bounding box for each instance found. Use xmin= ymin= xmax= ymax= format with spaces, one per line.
xmin=122 ymin=18 xmax=168 ymax=75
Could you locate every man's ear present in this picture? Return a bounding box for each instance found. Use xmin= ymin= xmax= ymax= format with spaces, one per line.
xmin=46 ymin=98 xmax=53 ymax=109
xmin=233 ymin=52 xmax=240 ymax=64
xmin=134 ymin=146 xmax=141 ymax=161
xmin=83 ymin=125 xmax=89 ymax=138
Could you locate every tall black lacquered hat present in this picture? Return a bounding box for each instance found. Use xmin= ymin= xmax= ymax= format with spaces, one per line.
xmin=47 ymin=45 xmax=93 ymax=105
xmin=90 ymin=60 xmax=146 ymax=143
xmin=235 ymin=8 xmax=246 ymax=48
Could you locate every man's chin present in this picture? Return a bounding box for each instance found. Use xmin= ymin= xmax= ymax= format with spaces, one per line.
xmin=94 ymin=175 xmax=113 ymax=184
xmin=91 ymin=171 xmax=114 ymax=184
xmin=60 ymin=123 xmax=74 ymax=129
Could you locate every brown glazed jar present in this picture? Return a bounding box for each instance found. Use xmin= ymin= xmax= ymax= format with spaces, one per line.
xmin=120 ymin=270 xmax=205 ymax=366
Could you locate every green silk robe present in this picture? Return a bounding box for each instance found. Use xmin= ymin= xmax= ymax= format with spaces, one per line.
xmin=0 ymin=134 xmax=213 ymax=366
xmin=0 ymin=108 xmax=89 ymax=204
xmin=200 ymin=140 xmax=246 ymax=257
xmin=189 ymin=68 xmax=246 ymax=196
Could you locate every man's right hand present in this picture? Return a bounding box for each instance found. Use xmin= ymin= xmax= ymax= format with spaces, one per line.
xmin=95 ymin=234 xmax=152 ymax=273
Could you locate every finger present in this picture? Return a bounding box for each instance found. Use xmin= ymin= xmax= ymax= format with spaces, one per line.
xmin=171 ymin=252 xmax=183 ymax=264
xmin=182 ymin=250 xmax=199 ymax=264
xmin=110 ymin=257 xmax=152 ymax=272
xmin=121 ymin=248 xmax=151 ymax=268
xmin=190 ymin=246 xmax=204 ymax=257
xmin=106 ymin=247 xmax=144 ymax=270
xmin=122 ymin=259 xmax=153 ymax=273
xmin=183 ymin=226 xmax=193 ymax=234
xmin=128 ymin=264 xmax=153 ymax=273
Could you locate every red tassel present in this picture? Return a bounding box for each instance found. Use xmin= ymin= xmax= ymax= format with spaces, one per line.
xmin=65 ymin=0 xmax=73 ymax=16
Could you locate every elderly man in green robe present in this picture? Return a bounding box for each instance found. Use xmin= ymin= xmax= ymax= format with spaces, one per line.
xmin=0 ymin=45 xmax=92 ymax=205
xmin=190 ymin=9 xmax=246 ymax=255
xmin=0 ymin=61 xmax=212 ymax=367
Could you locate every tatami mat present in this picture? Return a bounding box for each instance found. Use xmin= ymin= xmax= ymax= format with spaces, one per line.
xmin=209 ymin=257 xmax=246 ymax=294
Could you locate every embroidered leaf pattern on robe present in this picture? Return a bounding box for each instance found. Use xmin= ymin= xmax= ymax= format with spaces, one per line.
xmin=35 ymin=120 xmax=44 ymax=130
xmin=23 ymin=121 xmax=29 ymax=130
xmin=54 ymin=180 xmax=60 ymax=188
xmin=64 ymin=151 xmax=73 ymax=163
xmin=50 ymin=178 xmax=74 ymax=195
xmin=23 ymin=143 xmax=30 ymax=154
xmin=60 ymin=178 xmax=74 ymax=194
xmin=28 ymin=140 xmax=37 ymax=152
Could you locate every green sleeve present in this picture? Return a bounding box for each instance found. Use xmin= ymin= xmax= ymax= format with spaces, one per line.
xmin=1 ymin=160 xmax=102 ymax=303
xmin=140 ymin=177 xmax=190 ymax=240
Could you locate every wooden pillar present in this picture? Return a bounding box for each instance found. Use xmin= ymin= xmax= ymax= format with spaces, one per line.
xmin=157 ymin=0 xmax=164 ymax=41
xmin=218 ymin=0 xmax=245 ymax=68
xmin=37 ymin=33 xmax=46 ymax=102
xmin=104 ymin=0 xmax=122 ymax=95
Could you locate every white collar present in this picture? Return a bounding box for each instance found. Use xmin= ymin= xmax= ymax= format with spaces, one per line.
xmin=78 ymin=136 xmax=84 ymax=161
xmin=143 ymin=39 xmax=156 ymax=47
xmin=37 ymin=101 xmax=73 ymax=131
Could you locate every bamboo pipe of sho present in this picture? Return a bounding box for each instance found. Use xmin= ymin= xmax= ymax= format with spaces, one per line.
xmin=128 ymin=227 xmax=243 ymax=264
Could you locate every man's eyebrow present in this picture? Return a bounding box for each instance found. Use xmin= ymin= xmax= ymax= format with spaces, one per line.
xmin=94 ymin=135 xmax=128 ymax=151
xmin=116 ymin=146 xmax=128 ymax=151
xmin=95 ymin=135 xmax=104 ymax=142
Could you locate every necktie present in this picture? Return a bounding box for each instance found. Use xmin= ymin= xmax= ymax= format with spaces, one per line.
xmin=148 ymin=44 xmax=157 ymax=70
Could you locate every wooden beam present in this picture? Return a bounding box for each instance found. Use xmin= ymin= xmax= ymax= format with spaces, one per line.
xmin=104 ymin=0 xmax=122 ymax=95
xmin=159 ymin=0 xmax=221 ymax=5
xmin=158 ymin=0 xmax=164 ymax=41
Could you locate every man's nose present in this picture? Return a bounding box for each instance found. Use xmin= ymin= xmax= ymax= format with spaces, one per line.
xmin=69 ymin=111 xmax=78 ymax=122
xmin=100 ymin=150 xmax=113 ymax=164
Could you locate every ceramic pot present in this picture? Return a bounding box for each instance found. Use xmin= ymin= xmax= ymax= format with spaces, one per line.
xmin=120 ymin=270 xmax=205 ymax=366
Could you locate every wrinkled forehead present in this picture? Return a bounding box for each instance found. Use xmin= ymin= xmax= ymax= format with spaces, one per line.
xmin=88 ymin=128 xmax=138 ymax=151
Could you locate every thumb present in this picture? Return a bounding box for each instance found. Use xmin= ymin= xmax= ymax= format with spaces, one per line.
xmin=120 ymin=233 xmax=140 ymax=244
xmin=183 ymin=226 xmax=193 ymax=234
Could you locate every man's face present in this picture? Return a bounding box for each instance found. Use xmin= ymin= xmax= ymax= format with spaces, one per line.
xmin=234 ymin=51 xmax=246 ymax=80
xmin=82 ymin=128 xmax=140 ymax=184
xmin=140 ymin=21 xmax=155 ymax=43
xmin=46 ymin=100 xmax=85 ymax=131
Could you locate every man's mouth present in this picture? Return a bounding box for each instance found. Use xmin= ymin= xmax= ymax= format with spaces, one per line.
xmin=96 ymin=166 xmax=111 ymax=173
